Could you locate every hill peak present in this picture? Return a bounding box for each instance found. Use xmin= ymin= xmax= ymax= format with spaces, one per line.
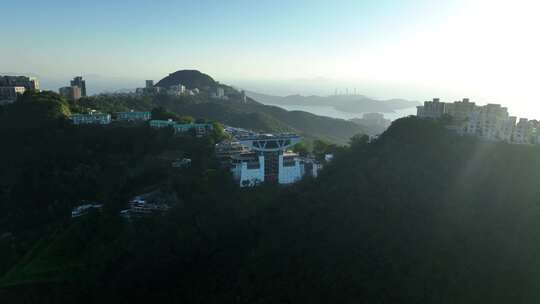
xmin=155 ymin=70 xmax=217 ymax=89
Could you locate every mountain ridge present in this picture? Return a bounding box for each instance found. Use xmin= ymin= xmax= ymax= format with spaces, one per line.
xmin=246 ymin=90 xmax=420 ymax=114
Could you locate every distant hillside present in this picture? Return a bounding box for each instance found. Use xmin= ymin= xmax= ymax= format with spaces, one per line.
xmin=155 ymin=70 xmax=217 ymax=90
xmin=155 ymin=98 xmax=372 ymax=143
xmin=77 ymin=70 xmax=372 ymax=143
xmin=246 ymin=91 xmax=419 ymax=114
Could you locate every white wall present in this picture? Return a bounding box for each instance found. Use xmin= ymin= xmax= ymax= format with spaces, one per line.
xmin=278 ymin=156 xmax=302 ymax=185
xmin=237 ymin=156 xmax=265 ymax=187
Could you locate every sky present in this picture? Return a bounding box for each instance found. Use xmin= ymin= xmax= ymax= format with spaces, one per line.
xmin=2 ymin=0 xmax=540 ymax=117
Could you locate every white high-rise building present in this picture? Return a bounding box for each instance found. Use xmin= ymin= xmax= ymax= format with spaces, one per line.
xmin=464 ymin=104 xmax=509 ymax=141
xmin=416 ymin=98 xmax=540 ymax=145
xmin=416 ymin=98 xmax=446 ymax=119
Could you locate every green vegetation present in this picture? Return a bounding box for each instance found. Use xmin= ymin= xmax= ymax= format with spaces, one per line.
xmin=5 ymin=92 xmax=540 ymax=303
xmin=76 ymin=93 xmax=367 ymax=144
xmin=0 ymin=92 xmax=226 ymax=283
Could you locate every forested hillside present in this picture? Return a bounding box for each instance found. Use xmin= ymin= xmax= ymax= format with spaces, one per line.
xmin=0 ymin=91 xmax=227 ymax=281
xmin=4 ymin=95 xmax=540 ymax=303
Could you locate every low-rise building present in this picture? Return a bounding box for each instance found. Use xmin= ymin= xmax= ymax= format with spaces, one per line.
xmin=71 ymin=203 xmax=103 ymax=218
xmin=216 ymin=141 xmax=250 ymax=167
xmin=167 ymin=84 xmax=186 ymax=96
xmin=172 ymin=158 xmax=192 ymax=168
xmin=0 ymin=86 xmax=25 ymax=104
xmin=117 ymin=110 xmax=151 ymax=122
xmin=174 ymin=123 xmax=214 ymax=137
xmin=0 ymin=75 xmax=40 ymax=91
xmin=0 ymin=75 xmax=38 ymax=103
xmin=149 ymin=119 xmax=176 ymax=128
xmin=120 ymin=194 xmax=171 ymax=219
xmin=70 ymin=111 xmax=111 ymax=125
xmin=150 ymin=119 xmax=214 ymax=137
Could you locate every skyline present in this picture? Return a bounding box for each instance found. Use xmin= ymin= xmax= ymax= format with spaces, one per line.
xmin=2 ymin=0 xmax=540 ymax=117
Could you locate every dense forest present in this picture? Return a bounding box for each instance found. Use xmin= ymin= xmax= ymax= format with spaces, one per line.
xmin=3 ymin=92 xmax=540 ymax=303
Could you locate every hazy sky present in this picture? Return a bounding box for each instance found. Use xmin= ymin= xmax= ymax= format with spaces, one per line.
xmin=2 ymin=0 xmax=540 ymax=117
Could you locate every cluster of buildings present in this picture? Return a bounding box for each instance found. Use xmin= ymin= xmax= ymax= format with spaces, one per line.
xmin=120 ymin=195 xmax=171 ymax=219
xmin=417 ymin=98 xmax=540 ymax=145
xmin=149 ymin=119 xmax=214 ymax=137
xmin=216 ymin=133 xmax=325 ymax=187
xmin=71 ymin=193 xmax=172 ymax=220
xmin=59 ymin=76 xmax=87 ymax=101
xmin=70 ymin=109 xmax=215 ymax=138
xmin=136 ymin=80 xmax=248 ymax=103
xmin=70 ymin=110 xmax=112 ymax=125
xmin=0 ymin=75 xmax=87 ymax=104
xmin=136 ymin=80 xmax=200 ymax=97
xmin=210 ymin=87 xmax=228 ymax=100
xmin=0 ymin=75 xmax=40 ymax=104
xmin=70 ymin=109 xmax=151 ymax=125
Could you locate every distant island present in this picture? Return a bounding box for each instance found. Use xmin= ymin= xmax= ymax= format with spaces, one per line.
xmin=246 ymin=91 xmax=420 ymax=114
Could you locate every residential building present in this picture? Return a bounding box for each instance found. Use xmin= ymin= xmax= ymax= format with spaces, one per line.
xmin=70 ymin=111 xmax=111 ymax=125
xmin=0 ymin=75 xmax=39 ymax=103
xmin=70 ymin=76 xmax=87 ymax=97
xmin=501 ymin=116 xmax=517 ymax=142
xmin=116 ymin=110 xmax=151 ymax=122
xmin=512 ymin=118 xmax=537 ymax=145
xmin=0 ymin=75 xmax=40 ymax=90
xmin=174 ymin=123 xmax=214 ymax=137
xmin=145 ymin=80 xmax=154 ymax=89
xmin=445 ymin=98 xmax=476 ymax=122
xmin=120 ymin=201 xmax=170 ymax=219
xmin=416 ymin=98 xmax=446 ymax=119
xmin=149 ymin=119 xmax=176 ymax=128
xmin=0 ymin=86 xmax=25 ymax=104
xmin=149 ymin=119 xmax=214 ymax=137
xmin=120 ymin=194 xmax=171 ymax=219
xmin=71 ymin=203 xmax=103 ymax=218
xmin=211 ymin=87 xmax=228 ymax=100
xmin=416 ymin=98 xmax=540 ymax=145
xmin=217 ymin=87 xmax=225 ymax=98
xmin=215 ymin=141 xmax=250 ymax=167
xmin=59 ymin=86 xmax=82 ymax=101
xmin=167 ymin=84 xmax=186 ymax=96
xmin=464 ymin=104 xmax=509 ymax=141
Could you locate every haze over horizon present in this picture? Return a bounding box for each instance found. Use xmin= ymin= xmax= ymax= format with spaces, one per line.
xmin=2 ymin=0 xmax=540 ymax=118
